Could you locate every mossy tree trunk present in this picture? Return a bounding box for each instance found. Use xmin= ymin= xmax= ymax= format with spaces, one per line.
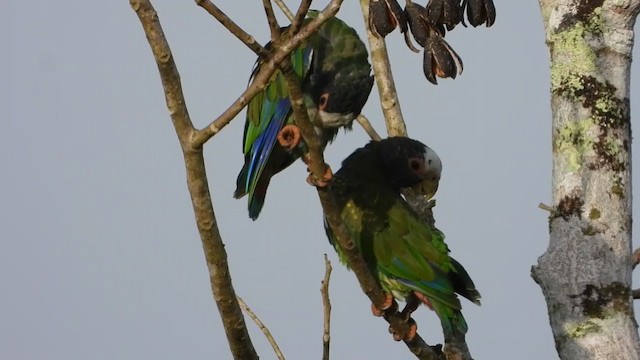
xmin=532 ymin=1 xmax=640 ymax=359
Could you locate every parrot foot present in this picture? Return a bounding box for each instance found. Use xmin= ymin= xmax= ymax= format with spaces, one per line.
xmin=389 ymin=318 xmax=417 ymax=342
xmin=305 ymin=162 xmax=333 ymax=188
xmin=277 ymin=124 xmax=301 ymax=151
xmin=401 ymin=293 xmax=422 ymax=321
xmin=371 ymin=293 xmax=396 ymax=317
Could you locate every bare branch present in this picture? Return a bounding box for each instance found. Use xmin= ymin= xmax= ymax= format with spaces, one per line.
xmin=352 ymin=2 xmax=473 ymax=359
xmin=321 ymin=254 xmax=333 ymax=360
xmin=291 ymin=0 xmax=313 ymax=34
xmin=130 ymin=1 xmax=257 ymax=359
xmin=632 ymin=248 xmax=640 ymax=269
xmin=262 ymin=0 xmax=281 ymax=42
xmin=356 ymin=114 xmax=383 ymax=141
xmin=238 ymin=296 xmax=285 ymax=360
xmin=319 ymin=191 xmax=444 ymax=360
xmin=633 ymin=289 xmax=640 ymax=299
xmin=195 ymin=0 xmax=268 ymax=57
xmin=192 ymin=0 xmax=345 ymax=146
xmin=359 ymin=0 xmax=407 ymax=137
xmin=131 ymin=0 xmax=195 ymax=145
xmin=277 ymin=26 xmax=442 ymax=357
xmin=274 ymin=0 xmax=295 ymax=20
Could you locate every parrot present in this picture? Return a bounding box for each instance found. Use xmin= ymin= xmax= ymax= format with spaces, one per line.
xmin=234 ymin=11 xmax=374 ymax=220
xmin=324 ymin=137 xmax=481 ymax=343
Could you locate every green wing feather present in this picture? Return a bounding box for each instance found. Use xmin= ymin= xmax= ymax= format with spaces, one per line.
xmin=372 ymin=202 xmax=460 ymax=308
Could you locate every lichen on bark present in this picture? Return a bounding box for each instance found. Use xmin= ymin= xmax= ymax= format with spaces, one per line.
xmin=533 ymin=0 xmax=640 ymax=359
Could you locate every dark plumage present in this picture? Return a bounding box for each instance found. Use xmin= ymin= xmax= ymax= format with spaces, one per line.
xmin=325 ymin=137 xmax=480 ymax=342
xmin=234 ymin=12 xmax=374 ymax=220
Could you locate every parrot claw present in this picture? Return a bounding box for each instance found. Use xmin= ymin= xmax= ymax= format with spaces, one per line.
xmin=371 ymin=293 xmax=396 ymax=317
xmin=277 ymin=124 xmax=301 ymax=151
xmin=390 ymin=318 xmax=417 ymax=342
xmin=305 ymin=164 xmax=333 ymax=188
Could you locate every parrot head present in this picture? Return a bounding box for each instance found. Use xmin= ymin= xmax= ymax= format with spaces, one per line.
xmin=376 ymin=137 xmax=442 ymax=199
xmin=307 ymin=63 xmax=374 ymax=129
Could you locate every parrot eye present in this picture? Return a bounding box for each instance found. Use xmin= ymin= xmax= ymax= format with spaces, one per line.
xmin=319 ymin=93 xmax=329 ymax=110
xmin=409 ymin=158 xmax=423 ymax=171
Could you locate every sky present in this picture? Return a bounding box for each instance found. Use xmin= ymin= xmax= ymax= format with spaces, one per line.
xmin=2 ymin=1 xmax=639 ymax=359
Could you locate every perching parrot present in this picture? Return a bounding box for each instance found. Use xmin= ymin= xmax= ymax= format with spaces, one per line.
xmin=324 ymin=137 xmax=481 ymax=343
xmin=234 ymin=11 xmax=374 ymax=220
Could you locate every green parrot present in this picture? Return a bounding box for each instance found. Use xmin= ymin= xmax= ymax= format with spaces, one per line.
xmin=324 ymin=137 xmax=481 ymax=342
xmin=234 ymin=11 xmax=374 ymax=220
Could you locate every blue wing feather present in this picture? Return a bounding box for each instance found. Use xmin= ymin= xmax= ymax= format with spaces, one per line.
xmin=246 ymin=98 xmax=290 ymax=198
xmin=241 ymin=46 xmax=314 ymax=203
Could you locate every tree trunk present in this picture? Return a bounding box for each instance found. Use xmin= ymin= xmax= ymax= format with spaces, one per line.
xmin=532 ymin=1 xmax=640 ymax=359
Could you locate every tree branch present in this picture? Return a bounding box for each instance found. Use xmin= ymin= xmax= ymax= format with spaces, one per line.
xmin=274 ymin=8 xmax=442 ymax=358
xmin=130 ymin=1 xmax=258 ymax=359
xmin=262 ymin=0 xmax=281 ymax=42
xmin=359 ymin=0 xmax=407 ymax=137
xmin=273 ymin=0 xmax=295 ymax=20
xmin=356 ymin=114 xmax=383 ymax=141
xmin=352 ymin=2 xmax=473 ymax=359
xmin=195 ymin=0 xmax=268 ymax=57
xmin=237 ymin=296 xmax=285 ymax=360
xmin=632 ymin=248 xmax=640 ymax=269
xmin=321 ymin=254 xmax=333 ymax=360
xmin=291 ymin=0 xmax=312 ymax=34
xmin=192 ymin=0 xmax=345 ymax=146
xmin=633 ymin=289 xmax=640 ymax=300
xmin=533 ymin=0 xmax=640 ymax=358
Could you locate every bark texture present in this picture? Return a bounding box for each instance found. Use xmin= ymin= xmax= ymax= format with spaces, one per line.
xmin=532 ymin=1 xmax=640 ymax=359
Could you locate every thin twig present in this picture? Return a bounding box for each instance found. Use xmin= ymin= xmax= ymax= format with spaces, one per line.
xmin=539 ymin=202 xmax=555 ymax=213
xmin=192 ymin=0 xmax=345 ymax=146
xmin=263 ymin=0 xmax=281 ymax=42
xmin=195 ymin=0 xmax=268 ymax=57
xmin=130 ymin=1 xmax=258 ymax=359
xmin=356 ymin=114 xmax=383 ymax=141
xmin=238 ymin=296 xmax=286 ymax=360
xmin=359 ymin=0 xmax=407 ymax=137
xmin=321 ymin=254 xmax=333 ymax=360
xmin=633 ymin=248 xmax=640 ymax=269
xmin=291 ymin=0 xmax=313 ymax=34
xmin=274 ymin=0 xmax=295 ymax=20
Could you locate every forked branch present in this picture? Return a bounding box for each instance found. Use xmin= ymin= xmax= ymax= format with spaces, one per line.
xmin=192 ymin=0 xmax=344 ymax=146
xmin=130 ymin=1 xmax=257 ymax=359
xmin=195 ymin=0 xmax=268 ymax=57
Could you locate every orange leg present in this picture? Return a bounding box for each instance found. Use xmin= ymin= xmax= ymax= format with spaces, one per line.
xmin=302 ymin=154 xmax=333 ymax=188
xmin=277 ymin=124 xmax=301 ymax=151
xmin=371 ymin=293 xmax=396 ymax=317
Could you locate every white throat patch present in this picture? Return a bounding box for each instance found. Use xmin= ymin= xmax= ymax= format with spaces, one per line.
xmin=317 ymin=110 xmax=354 ymax=128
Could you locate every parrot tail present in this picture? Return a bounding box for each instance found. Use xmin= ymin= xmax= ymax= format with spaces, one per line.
xmin=234 ymin=162 xmax=271 ymax=221
xmin=449 ymin=257 xmax=482 ymax=306
xmin=432 ymin=301 xmax=469 ymax=343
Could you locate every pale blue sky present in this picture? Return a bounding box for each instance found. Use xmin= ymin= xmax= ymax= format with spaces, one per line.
xmin=2 ymin=1 xmax=639 ymax=359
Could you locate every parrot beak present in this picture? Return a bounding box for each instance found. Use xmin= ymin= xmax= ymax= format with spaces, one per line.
xmin=411 ymin=178 xmax=439 ymax=200
xmin=411 ymin=165 xmax=441 ymax=199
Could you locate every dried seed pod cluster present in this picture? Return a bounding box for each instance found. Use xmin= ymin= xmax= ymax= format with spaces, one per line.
xmin=368 ymin=0 xmax=496 ymax=84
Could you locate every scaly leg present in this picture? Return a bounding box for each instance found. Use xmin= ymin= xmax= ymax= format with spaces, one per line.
xmin=302 ymin=153 xmax=333 ymax=187
xmin=371 ymin=292 xmax=396 ymax=317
